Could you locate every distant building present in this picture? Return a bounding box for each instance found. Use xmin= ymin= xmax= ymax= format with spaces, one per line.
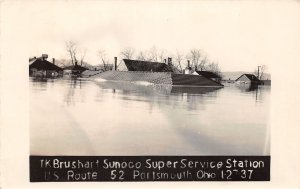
xmin=195 ymin=71 xmax=222 ymax=83
xmin=124 ymin=59 xmax=172 ymax=72
xmin=123 ymin=58 xmax=181 ymax=73
xmin=96 ymin=64 xmax=114 ymax=71
xmin=63 ymin=64 xmax=88 ymax=76
xmin=235 ymin=74 xmax=261 ymax=84
xmin=29 ymin=54 xmax=63 ymax=77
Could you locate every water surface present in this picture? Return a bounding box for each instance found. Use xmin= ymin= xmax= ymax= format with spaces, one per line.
xmin=30 ymin=78 xmax=270 ymax=155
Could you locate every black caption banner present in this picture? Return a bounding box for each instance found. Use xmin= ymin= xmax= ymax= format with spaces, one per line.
xmin=30 ymin=156 xmax=270 ymax=182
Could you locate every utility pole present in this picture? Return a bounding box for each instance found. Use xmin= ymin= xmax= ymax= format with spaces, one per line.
xmin=114 ymin=57 xmax=117 ymax=70
xmin=258 ymin=66 xmax=261 ymax=79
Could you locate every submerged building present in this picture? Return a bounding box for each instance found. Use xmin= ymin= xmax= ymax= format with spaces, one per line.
xmin=124 ymin=58 xmax=184 ymax=74
xmin=63 ymin=64 xmax=88 ymax=76
xmin=124 ymin=59 xmax=171 ymax=72
xmin=195 ymin=71 xmax=222 ymax=83
xmin=92 ymin=58 xmax=223 ymax=87
xmin=235 ymin=74 xmax=262 ymax=85
xmin=29 ymin=54 xmax=63 ymax=77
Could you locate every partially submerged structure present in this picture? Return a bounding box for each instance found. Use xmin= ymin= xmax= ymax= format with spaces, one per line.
xmin=29 ymin=54 xmax=63 ymax=77
xmin=63 ymin=64 xmax=88 ymax=76
xmin=92 ymin=58 xmax=223 ymax=87
xmin=124 ymin=58 xmax=180 ymax=73
xmin=195 ymin=71 xmax=222 ymax=83
xmin=235 ymin=74 xmax=262 ymax=85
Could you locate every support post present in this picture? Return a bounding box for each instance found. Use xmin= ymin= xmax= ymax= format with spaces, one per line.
xmin=114 ymin=57 xmax=117 ymax=70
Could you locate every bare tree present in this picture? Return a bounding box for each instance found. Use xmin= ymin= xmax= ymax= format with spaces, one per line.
xmin=199 ymin=55 xmax=208 ymax=71
xmin=97 ymin=50 xmax=110 ymax=71
xmin=148 ymin=46 xmax=158 ymax=62
xmin=79 ymin=49 xmax=87 ymax=66
xmin=56 ymin=58 xmax=68 ymax=67
xmin=254 ymin=65 xmax=266 ymax=80
xmin=188 ymin=49 xmax=202 ymax=70
xmin=259 ymin=65 xmax=266 ymax=80
xmin=158 ymin=49 xmax=167 ymax=62
xmin=120 ymin=47 xmax=135 ymax=59
xmin=65 ymin=41 xmax=78 ymax=65
xmin=206 ymin=61 xmax=222 ymax=78
xmin=136 ymin=47 xmax=167 ymax=62
xmin=175 ymin=50 xmax=184 ymax=72
xmin=136 ymin=50 xmax=147 ymax=61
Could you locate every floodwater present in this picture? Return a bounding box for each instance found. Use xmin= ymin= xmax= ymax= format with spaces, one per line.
xmin=30 ymin=78 xmax=270 ymax=155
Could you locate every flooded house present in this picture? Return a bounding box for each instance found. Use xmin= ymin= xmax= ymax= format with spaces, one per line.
xmin=92 ymin=57 xmax=223 ymax=87
xmin=63 ymin=64 xmax=88 ymax=76
xmin=29 ymin=54 xmax=63 ymax=77
xmin=124 ymin=58 xmax=180 ymax=73
xmin=235 ymin=74 xmax=262 ymax=85
xmin=195 ymin=71 xmax=222 ymax=83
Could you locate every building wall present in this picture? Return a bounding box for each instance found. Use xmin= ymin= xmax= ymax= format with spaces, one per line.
xmin=124 ymin=59 xmax=172 ymax=72
xmin=92 ymin=71 xmax=172 ymax=85
xmin=30 ymin=69 xmax=63 ymax=77
xmin=171 ymin=74 xmax=223 ymax=86
xmin=63 ymin=69 xmax=84 ymax=75
xmin=261 ymin=80 xmax=271 ymax=85
xmin=236 ymin=75 xmax=251 ymax=83
xmin=92 ymin=71 xmax=223 ymax=87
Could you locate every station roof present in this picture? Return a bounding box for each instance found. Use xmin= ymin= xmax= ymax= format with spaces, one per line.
xmin=195 ymin=71 xmax=221 ymax=78
xmin=29 ymin=59 xmax=63 ymax=71
xmin=236 ymin=74 xmax=260 ymax=81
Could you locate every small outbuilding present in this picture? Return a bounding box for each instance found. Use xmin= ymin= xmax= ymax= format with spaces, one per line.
xmin=63 ymin=64 xmax=88 ymax=76
xmin=235 ymin=74 xmax=261 ymax=84
xmin=29 ymin=55 xmax=63 ymax=77
xmin=195 ymin=71 xmax=222 ymax=83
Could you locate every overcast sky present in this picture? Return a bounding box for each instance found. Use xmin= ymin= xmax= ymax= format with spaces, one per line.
xmin=1 ymin=1 xmax=299 ymax=72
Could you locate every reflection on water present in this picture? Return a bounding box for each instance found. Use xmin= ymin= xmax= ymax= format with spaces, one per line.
xmin=30 ymin=78 xmax=270 ymax=155
xmin=237 ymin=83 xmax=259 ymax=92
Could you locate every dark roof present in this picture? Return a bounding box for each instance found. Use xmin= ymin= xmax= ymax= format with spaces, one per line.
xmin=63 ymin=64 xmax=88 ymax=71
xmin=29 ymin=59 xmax=63 ymax=71
xmin=123 ymin=59 xmax=173 ymax=72
xmin=195 ymin=71 xmax=221 ymax=78
xmin=236 ymin=74 xmax=260 ymax=81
